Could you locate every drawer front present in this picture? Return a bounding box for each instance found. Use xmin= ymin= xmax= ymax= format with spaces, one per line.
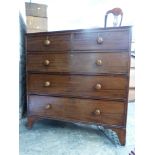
xmin=26 ymin=28 xmax=130 ymax=52
xmin=28 ymin=95 xmax=125 ymax=126
xmin=26 ymin=34 xmax=71 ymax=51
xmin=72 ymin=30 xmax=130 ymax=50
xmin=27 ymin=52 xmax=129 ymax=74
xmin=28 ymin=74 xmax=128 ymax=99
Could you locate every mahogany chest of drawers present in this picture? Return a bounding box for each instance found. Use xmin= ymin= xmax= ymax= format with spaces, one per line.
xmin=26 ymin=26 xmax=132 ymax=145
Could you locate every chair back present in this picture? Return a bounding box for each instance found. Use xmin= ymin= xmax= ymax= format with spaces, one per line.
xmin=104 ymin=8 xmax=123 ymax=27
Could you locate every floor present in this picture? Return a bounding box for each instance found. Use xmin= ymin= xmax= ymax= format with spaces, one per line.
xmin=19 ymin=102 xmax=135 ymax=155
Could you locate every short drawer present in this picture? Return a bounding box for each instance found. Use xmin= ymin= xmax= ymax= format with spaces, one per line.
xmin=26 ymin=33 xmax=71 ymax=51
xmin=28 ymin=74 xmax=128 ymax=100
xmin=27 ymin=52 xmax=130 ymax=74
xmin=28 ymin=95 xmax=125 ymax=126
xmin=72 ymin=29 xmax=130 ymax=51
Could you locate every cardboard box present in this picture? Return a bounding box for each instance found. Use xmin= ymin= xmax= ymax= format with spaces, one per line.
xmin=26 ymin=16 xmax=47 ymax=31
xmin=27 ymin=28 xmax=47 ymax=33
xmin=25 ymin=2 xmax=47 ymax=18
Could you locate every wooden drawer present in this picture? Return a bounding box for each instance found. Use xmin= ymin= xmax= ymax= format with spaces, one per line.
xmin=28 ymin=95 xmax=125 ymax=126
xmin=72 ymin=29 xmax=130 ymax=51
xmin=27 ymin=52 xmax=129 ymax=74
xmin=26 ymin=27 xmax=131 ymax=52
xmin=26 ymin=33 xmax=71 ymax=51
xmin=28 ymin=74 xmax=128 ymax=100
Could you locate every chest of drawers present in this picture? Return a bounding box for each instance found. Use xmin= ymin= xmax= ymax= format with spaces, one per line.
xmin=26 ymin=26 xmax=132 ymax=145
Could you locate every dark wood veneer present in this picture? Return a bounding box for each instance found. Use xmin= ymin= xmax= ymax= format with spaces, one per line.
xmin=26 ymin=26 xmax=132 ymax=145
xmin=28 ymin=95 xmax=125 ymax=126
xmin=27 ymin=52 xmax=129 ymax=74
xmin=26 ymin=27 xmax=130 ymax=52
xmin=28 ymin=74 xmax=128 ymax=99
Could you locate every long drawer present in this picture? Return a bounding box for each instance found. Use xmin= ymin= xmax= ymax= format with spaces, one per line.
xmin=27 ymin=52 xmax=129 ymax=74
xmin=26 ymin=27 xmax=130 ymax=52
xmin=28 ymin=74 xmax=128 ymax=99
xmin=28 ymin=95 xmax=125 ymax=126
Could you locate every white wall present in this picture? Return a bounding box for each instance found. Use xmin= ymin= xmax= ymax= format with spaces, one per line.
xmin=47 ymin=0 xmax=135 ymax=31
xmin=24 ymin=0 xmax=135 ymax=31
xmin=0 ymin=1 xmax=20 ymax=155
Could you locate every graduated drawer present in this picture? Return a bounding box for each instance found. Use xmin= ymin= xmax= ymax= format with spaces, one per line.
xmin=26 ymin=33 xmax=71 ymax=51
xmin=28 ymin=74 xmax=128 ymax=100
xmin=27 ymin=52 xmax=129 ymax=74
xmin=72 ymin=29 xmax=130 ymax=51
xmin=28 ymin=95 xmax=125 ymax=126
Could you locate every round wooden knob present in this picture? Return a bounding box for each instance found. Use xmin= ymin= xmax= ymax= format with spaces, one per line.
xmin=45 ymin=104 xmax=51 ymax=109
xmin=95 ymin=83 xmax=102 ymax=90
xmin=96 ymin=59 xmax=102 ymax=66
xmin=44 ymin=39 xmax=51 ymax=46
xmin=97 ymin=36 xmax=103 ymax=44
xmin=44 ymin=81 xmax=51 ymax=87
xmin=44 ymin=60 xmax=50 ymax=66
xmin=94 ymin=109 xmax=101 ymax=115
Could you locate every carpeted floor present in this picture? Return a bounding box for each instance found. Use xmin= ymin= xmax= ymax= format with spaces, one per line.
xmin=19 ymin=102 xmax=135 ymax=155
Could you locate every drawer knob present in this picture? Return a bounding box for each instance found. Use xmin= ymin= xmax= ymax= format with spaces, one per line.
xmin=96 ymin=59 xmax=102 ymax=66
xmin=94 ymin=109 xmax=101 ymax=115
xmin=44 ymin=81 xmax=51 ymax=87
xmin=44 ymin=60 xmax=50 ymax=66
xmin=45 ymin=104 xmax=52 ymax=109
xmin=44 ymin=39 xmax=51 ymax=46
xmin=97 ymin=36 xmax=104 ymax=44
xmin=95 ymin=83 xmax=102 ymax=90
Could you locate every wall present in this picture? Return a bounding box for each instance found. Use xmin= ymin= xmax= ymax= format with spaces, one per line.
xmin=0 ymin=0 xmax=25 ymax=154
xmin=24 ymin=0 xmax=135 ymax=31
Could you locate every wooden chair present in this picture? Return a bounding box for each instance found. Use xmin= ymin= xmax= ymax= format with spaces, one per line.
xmin=104 ymin=8 xmax=123 ymax=27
